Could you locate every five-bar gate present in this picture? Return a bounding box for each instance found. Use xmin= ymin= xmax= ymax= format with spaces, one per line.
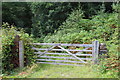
xmin=32 ymin=41 xmax=99 ymax=66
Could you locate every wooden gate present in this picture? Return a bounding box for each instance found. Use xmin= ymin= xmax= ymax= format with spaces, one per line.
xmin=32 ymin=41 xmax=100 ymax=66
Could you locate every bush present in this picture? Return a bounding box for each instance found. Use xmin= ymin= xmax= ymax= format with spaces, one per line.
xmin=44 ymin=7 xmax=118 ymax=53
xmin=2 ymin=23 xmax=35 ymax=73
xmin=97 ymin=55 xmax=119 ymax=78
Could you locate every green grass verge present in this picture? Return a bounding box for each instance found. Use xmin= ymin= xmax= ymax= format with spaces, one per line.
xmin=2 ymin=63 xmax=118 ymax=78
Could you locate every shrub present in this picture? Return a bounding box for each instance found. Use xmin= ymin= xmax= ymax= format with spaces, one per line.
xmin=2 ymin=23 xmax=35 ymax=73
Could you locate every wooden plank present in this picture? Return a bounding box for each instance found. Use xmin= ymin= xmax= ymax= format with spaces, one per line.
xmin=75 ymin=53 xmax=92 ymax=56
xmin=92 ymin=41 xmax=99 ymax=64
xmin=100 ymin=50 xmax=107 ymax=52
xmin=32 ymin=48 xmax=92 ymax=52
xmin=19 ymin=41 xmax=24 ymax=69
xmin=95 ymin=41 xmax=99 ymax=64
xmin=37 ymin=46 xmax=56 ymax=56
xmin=36 ymin=59 xmax=87 ymax=63
xmin=31 ymin=43 xmax=93 ymax=47
xmin=34 ymin=52 xmax=92 ymax=56
xmin=92 ymin=41 xmax=95 ymax=62
xmin=38 ymin=56 xmax=92 ymax=60
xmin=36 ymin=62 xmax=84 ymax=66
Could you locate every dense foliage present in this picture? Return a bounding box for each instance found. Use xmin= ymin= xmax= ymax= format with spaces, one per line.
xmin=43 ymin=3 xmax=119 ymax=77
xmin=2 ymin=23 xmax=35 ymax=73
xmin=30 ymin=2 xmax=80 ymax=37
xmin=2 ymin=2 xmax=119 ymax=78
xmin=2 ymin=2 xmax=113 ymax=38
xmin=2 ymin=2 xmax=32 ymax=34
xmin=44 ymin=9 xmax=118 ymax=44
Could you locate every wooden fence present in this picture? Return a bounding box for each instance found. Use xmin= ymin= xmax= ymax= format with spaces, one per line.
xmin=32 ymin=41 xmax=99 ymax=66
xmin=18 ymin=40 xmax=108 ymax=68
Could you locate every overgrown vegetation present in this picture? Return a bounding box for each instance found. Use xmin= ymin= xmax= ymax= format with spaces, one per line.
xmin=2 ymin=64 xmax=118 ymax=78
xmin=2 ymin=2 xmax=119 ymax=78
xmin=43 ymin=3 xmax=119 ymax=77
xmin=2 ymin=2 xmax=32 ymax=34
xmin=2 ymin=2 xmax=114 ymax=38
xmin=2 ymin=23 xmax=35 ymax=73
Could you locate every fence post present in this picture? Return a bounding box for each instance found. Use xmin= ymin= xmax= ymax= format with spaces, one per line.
xmin=92 ymin=40 xmax=99 ymax=64
xmin=19 ymin=40 xmax=24 ymax=69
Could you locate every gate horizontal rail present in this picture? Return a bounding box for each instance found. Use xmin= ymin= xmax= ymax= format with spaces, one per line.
xmin=36 ymin=59 xmax=87 ymax=63
xmin=34 ymin=52 xmax=93 ymax=56
xmin=38 ymin=56 xmax=92 ymax=60
xmin=31 ymin=43 xmax=93 ymax=47
xmin=32 ymin=48 xmax=92 ymax=52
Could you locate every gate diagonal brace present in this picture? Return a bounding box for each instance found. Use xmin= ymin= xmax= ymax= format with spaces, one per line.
xmin=38 ymin=46 xmax=56 ymax=56
xmin=57 ymin=46 xmax=87 ymax=63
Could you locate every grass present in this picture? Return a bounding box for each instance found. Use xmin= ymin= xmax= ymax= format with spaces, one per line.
xmin=2 ymin=63 xmax=118 ymax=78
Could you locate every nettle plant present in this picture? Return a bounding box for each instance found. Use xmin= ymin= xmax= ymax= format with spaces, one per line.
xmin=2 ymin=23 xmax=35 ymax=73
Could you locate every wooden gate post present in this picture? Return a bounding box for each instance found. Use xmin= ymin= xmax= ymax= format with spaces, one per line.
xmin=19 ymin=40 xmax=24 ymax=69
xmin=92 ymin=41 xmax=99 ymax=64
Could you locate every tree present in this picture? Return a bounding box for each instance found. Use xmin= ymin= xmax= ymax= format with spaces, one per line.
xmin=30 ymin=2 xmax=79 ymax=37
xmin=2 ymin=2 xmax=32 ymax=34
